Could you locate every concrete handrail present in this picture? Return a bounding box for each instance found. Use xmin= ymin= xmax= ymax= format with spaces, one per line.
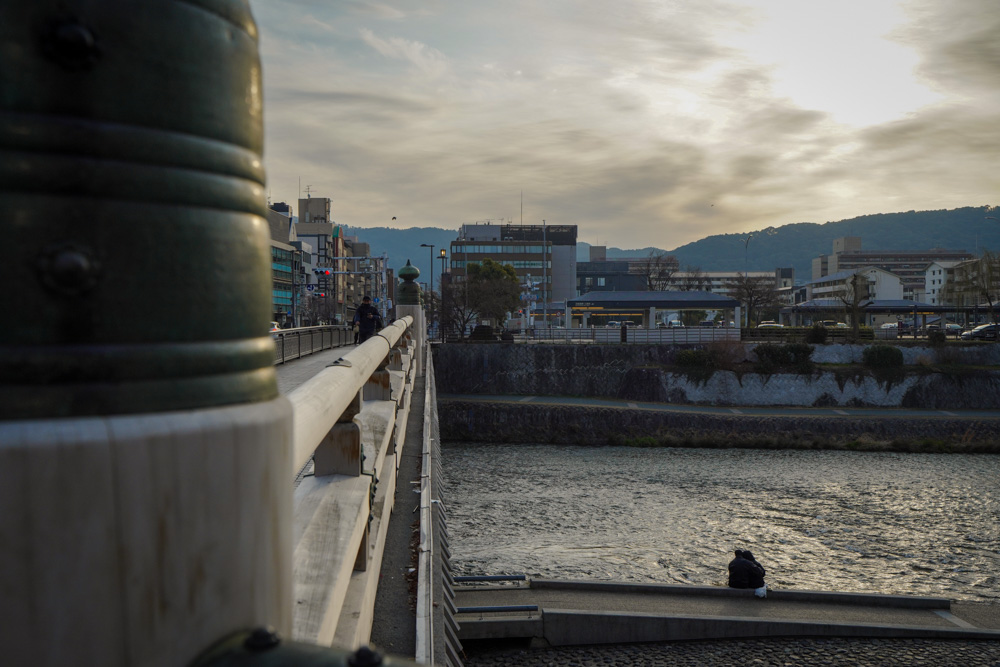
xmin=287 ymin=316 xmax=413 ymax=473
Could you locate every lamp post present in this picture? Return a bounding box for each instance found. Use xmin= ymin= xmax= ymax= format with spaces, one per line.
xmin=420 ymin=243 xmax=434 ymax=336
xmin=741 ymin=234 xmax=753 ymax=327
xmin=439 ymin=248 xmax=447 ymax=342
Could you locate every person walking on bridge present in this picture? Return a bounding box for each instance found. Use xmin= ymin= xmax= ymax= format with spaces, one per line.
xmin=352 ymin=295 xmax=383 ymax=344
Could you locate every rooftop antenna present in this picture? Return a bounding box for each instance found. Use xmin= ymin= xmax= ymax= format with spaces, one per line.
xmin=521 ymin=190 xmax=523 ymax=226
xmin=304 ymin=184 xmax=313 ymax=199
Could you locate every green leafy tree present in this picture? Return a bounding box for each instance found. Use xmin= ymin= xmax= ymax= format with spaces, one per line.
xmin=465 ymin=258 xmax=521 ymax=327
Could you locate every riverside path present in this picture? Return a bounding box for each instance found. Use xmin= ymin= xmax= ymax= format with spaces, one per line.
xmin=438 ymin=393 xmax=1000 ymax=420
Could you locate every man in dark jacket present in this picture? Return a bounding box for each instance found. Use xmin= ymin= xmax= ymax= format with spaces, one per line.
xmin=352 ymin=296 xmax=383 ymax=343
xmin=744 ymin=550 xmax=766 ymax=589
xmin=728 ymin=549 xmax=754 ymax=588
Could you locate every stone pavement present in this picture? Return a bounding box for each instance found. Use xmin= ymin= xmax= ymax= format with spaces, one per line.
xmin=462 ymin=636 xmax=1000 ymax=666
xmin=455 ymin=581 xmax=1000 ymax=637
xmin=274 ymin=345 xmax=357 ymax=395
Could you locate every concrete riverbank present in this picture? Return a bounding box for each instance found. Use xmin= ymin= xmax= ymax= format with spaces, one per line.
xmin=433 ymin=343 xmax=1000 ymax=410
xmin=439 ymin=395 xmax=1000 ymax=452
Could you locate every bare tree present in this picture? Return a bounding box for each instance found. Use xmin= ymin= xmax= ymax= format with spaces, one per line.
xmin=940 ymin=250 xmax=1000 ymax=324
xmin=837 ymin=271 xmax=872 ymax=338
xmin=680 ymin=265 xmax=708 ymax=291
xmin=728 ymin=274 xmax=779 ymax=327
xmin=638 ymin=251 xmax=680 ymax=291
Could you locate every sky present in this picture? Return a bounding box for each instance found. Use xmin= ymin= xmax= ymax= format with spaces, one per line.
xmin=250 ymin=0 xmax=1000 ymax=251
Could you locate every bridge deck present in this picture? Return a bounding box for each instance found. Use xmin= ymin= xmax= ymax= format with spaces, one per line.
xmin=455 ymin=580 xmax=1000 ymax=646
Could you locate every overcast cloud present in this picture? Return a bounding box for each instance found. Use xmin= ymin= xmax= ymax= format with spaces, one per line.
xmin=250 ymin=0 xmax=1000 ymax=250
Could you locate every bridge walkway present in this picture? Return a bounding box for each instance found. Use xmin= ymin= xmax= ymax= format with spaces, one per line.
xmin=274 ymin=343 xmax=426 ymax=660
xmin=455 ymin=580 xmax=1000 ymax=647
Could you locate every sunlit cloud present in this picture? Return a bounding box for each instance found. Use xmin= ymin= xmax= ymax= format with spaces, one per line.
xmin=251 ymin=0 xmax=1000 ymax=250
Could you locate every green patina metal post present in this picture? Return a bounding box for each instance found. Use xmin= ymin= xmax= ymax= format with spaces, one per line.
xmin=396 ymin=259 xmax=423 ymax=306
xmin=0 ymin=0 xmax=277 ymax=419
xmin=0 ymin=3 xmax=294 ymax=665
xmin=396 ymin=259 xmax=426 ymax=371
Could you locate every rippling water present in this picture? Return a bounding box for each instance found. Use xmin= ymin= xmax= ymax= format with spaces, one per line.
xmin=443 ymin=445 xmax=1000 ymax=602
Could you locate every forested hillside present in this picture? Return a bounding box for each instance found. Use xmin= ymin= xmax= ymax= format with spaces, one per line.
xmin=343 ymin=206 xmax=1000 ymax=285
xmin=592 ymin=206 xmax=1000 ymax=277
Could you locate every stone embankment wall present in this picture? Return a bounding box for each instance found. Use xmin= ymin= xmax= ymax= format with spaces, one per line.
xmin=434 ymin=342 xmax=1000 ymax=449
xmin=433 ymin=343 xmax=1000 ymax=410
xmin=437 ymin=400 xmax=1000 ymax=450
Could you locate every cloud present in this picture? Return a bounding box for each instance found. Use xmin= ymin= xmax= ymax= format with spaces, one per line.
xmin=358 ymin=28 xmax=450 ymax=78
xmin=250 ymin=0 xmax=1000 ymax=251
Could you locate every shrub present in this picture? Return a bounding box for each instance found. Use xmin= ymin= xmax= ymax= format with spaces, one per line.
xmin=927 ymin=330 xmax=946 ymax=347
xmin=674 ymin=349 xmax=716 ymax=368
xmin=863 ymin=345 xmax=904 ymax=369
xmin=754 ymin=343 xmax=814 ymax=367
xmin=805 ymin=324 xmax=828 ymax=344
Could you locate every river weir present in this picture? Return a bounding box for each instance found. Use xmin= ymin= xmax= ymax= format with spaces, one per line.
xmin=444 ymin=444 xmax=999 ymax=603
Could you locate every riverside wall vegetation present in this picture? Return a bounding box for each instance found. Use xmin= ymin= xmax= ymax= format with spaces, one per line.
xmin=433 ymin=340 xmax=1000 ymax=452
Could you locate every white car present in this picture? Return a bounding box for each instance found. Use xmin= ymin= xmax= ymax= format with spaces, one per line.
xmin=756 ymin=321 xmax=784 ymax=328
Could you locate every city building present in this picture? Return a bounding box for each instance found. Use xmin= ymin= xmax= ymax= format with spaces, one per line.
xmin=799 ymin=266 xmax=904 ymax=303
xmin=449 ymin=221 xmax=578 ymax=308
xmin=812 ymin=237 xmax=973 ymax=300
xmin=265 ymin=204 xmax=301 ymax=327
xmin=925 ymin=261 xmax=961 ymax=306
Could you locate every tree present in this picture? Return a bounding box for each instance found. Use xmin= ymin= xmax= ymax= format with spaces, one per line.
xmin=639 ymin=251 xmax=680 ymax=291
xmin=680 ymin=309 xmax=707 ymax=326
xmin=443 ymin=258 xmax=520 ymax=333
xmin=838 ymin=271 xmax=873 ymax=338
xmin=728 ymin=274 xmax=779 ymax=327
xmin=940 ymin=251 xmax=1000 ymax=324
xmin=440 ymin=280 xmax=475 ymax=339
xmin=679 ymin=265 xmax=708 ymax=291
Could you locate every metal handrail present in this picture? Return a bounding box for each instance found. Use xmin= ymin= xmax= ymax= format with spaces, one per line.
xmin=273 ymin=325 xmax=353 ymax=364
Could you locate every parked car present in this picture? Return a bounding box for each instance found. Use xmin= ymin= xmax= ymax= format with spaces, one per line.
xmin=879 ymin=322 xmax=899 ymax=330
xmin=944 ymin=323 xmax=963 ymax=335
xmin=756 ymin=321 xmax=784 ymax=328
xmin=606 ymin=321 xmax=621 ymax=328
xmin=819 ymin=320 xmax=848 ymax=328
xmin=961 ymin=323 xmax=999 ymax=340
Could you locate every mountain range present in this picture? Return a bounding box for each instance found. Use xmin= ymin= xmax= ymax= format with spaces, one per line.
xmin=343 ymin=206 xmax=1000 ymax=286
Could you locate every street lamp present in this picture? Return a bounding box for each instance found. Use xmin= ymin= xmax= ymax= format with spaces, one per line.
xmin=420 ymin=243 xmax=434 ymax=336
xmin=741 ymin=235 xmax=753 ymax=327
xmin=439 ymin=249 xmax=447 ymax=342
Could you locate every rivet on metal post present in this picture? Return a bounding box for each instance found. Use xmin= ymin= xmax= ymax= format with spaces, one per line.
xmin=42 ymin=19 xmax=102 ymax=69
xmin=243 ymin=626 xmax=281 ymax=652
xmin=348 ymin=645 xmax=384 ymax=667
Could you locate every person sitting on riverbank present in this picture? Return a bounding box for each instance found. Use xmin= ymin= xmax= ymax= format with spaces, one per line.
xmin=744 ymin=550 xmax=767 ymax=590
xmin=728 ymin=549 xmax=754 ymax=588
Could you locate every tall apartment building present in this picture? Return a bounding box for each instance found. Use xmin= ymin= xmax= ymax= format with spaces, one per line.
xmin=812 ymin=237 xmax=972 ymax=300
xmin=449 ymin=222 xmax=578 ymax=305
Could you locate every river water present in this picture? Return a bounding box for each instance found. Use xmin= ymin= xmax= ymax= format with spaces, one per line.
xmin=443 ymin=444 xmax=999 ymax=602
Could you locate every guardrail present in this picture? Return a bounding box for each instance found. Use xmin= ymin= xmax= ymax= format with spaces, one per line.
xmin=498 ymin=328 xmax=740 ymax=344
xmin=415 ymin=345 xmax=463 ymax=667
xmin=285 ymin=316 xmax=418 ymax=649
xmin=273 ymin=325 xmax=354 ymax=364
